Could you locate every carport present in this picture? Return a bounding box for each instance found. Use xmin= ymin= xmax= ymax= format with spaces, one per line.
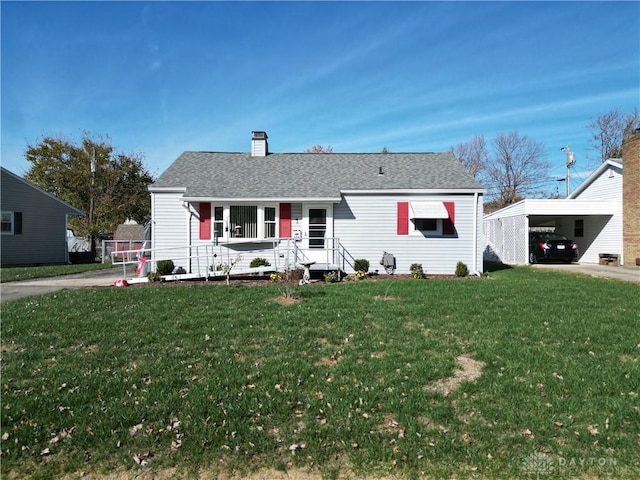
xmin=484 ymin=199 xmax=619 ymax=265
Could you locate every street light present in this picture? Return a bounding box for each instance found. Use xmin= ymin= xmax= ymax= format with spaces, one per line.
xmin=561 ymin=146 xmax=576 ymax=197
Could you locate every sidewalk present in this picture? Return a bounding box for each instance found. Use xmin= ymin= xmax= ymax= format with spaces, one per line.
xmin=531 ymin=262 xmax=640 ymax=283
xmin=1 ymin=267 xmax=131 ymax=303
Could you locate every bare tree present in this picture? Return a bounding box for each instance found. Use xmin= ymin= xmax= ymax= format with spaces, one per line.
xmin=485 ymin=131 xmax=549 ymax=207
xmin=305 ymin=145 xmax=334 ymax=153
xmin=587 ymin=107 xmax=640 ymax=162
xmin=451 ymin=135 xmax=488 ymax=179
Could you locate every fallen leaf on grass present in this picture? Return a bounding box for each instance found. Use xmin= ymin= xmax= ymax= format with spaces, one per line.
xmin=520 ymin=429 xmax=534 ymax=439
xmin=289 ymin=442 xmax=306 ymax=453
xmin=129 ymin=423 xmax=143 ymax=436
xmin=588 ymin=424 xmax=599 ymax=435
xmin=133 ymin=451 xmax=153 ymax=466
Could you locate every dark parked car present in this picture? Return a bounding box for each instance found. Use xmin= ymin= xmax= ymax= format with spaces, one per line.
xmin=529 ymin=232 xmax=578 ymax=264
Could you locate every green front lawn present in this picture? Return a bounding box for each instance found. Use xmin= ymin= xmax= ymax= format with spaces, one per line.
xmin=0 ymin=262 xmax=116 ymax=283
xmin=1 ymin=267 xmax=638 ymax=479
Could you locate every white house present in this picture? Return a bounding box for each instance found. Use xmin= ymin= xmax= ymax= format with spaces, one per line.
xmin=148 ymin=132 xmax=485 ymax=276
xmin=484 ymin=159 xmax=623 ymax=265
xmin=1 ymin=167 xmax=83 ymax=266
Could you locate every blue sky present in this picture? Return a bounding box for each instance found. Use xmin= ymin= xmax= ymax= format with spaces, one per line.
xmin=2 ymin=1 xmax=638 ymax=196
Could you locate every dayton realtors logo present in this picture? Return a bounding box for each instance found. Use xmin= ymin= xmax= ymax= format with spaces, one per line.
xmin=522 ymin=452 xmax=618 ymax=477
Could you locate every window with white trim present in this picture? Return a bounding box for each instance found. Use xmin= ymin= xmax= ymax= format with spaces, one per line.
xmin=1 ymin=211 xmax=14 ymax=234
xmin=264 ymin=207 xmax=276 ymax=238
xmin=212 ymin=205 xmax=278 ymax=240
xmin=213 ymin=206 xmax=224 ymax=240
xmin=409 ymin=202 xmax=447 ymax=235
xmin=230 ymin=206 xmax=257 ymax=238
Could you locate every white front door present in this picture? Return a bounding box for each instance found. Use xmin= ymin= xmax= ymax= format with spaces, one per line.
xmin=303 ymin=204 xmax=333 ymax=264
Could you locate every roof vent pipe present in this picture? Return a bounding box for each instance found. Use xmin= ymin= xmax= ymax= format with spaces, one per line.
xmin=251 ymin=131 xmax=268 ymax=157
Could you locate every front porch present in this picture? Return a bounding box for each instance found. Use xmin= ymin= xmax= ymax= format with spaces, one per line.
xmin=107 ymin=237 xmax=351 ymax=284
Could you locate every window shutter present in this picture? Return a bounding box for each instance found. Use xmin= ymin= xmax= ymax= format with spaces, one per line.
xmin=443 ymin=202 xmax=455 ymax=235
xmin=397 ymin=202 xmax=409 ymax=235
xmin=14 ymin=212 xmax=22 ymax=235
xmin=199 ymin=203 xmax=211 ymax=240
xmin=279 ymin=203 xmax=292 ymax=238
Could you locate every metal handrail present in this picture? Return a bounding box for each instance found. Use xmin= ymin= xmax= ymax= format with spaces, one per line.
xmin=108 ymin=237 xmax=352 ymax=280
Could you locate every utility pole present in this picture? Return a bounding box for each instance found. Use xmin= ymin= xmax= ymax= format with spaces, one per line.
xmin=561 ymin=146 xmax=576 ymax=197
xmin=89 ymin=149 xmax=97 ymax=253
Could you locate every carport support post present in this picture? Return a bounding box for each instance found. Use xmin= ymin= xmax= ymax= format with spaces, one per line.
xmin=524 ymin=216 xmax=530 ymax=264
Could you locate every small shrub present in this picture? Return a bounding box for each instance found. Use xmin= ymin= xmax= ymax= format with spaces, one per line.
xmin=147 ymin=271 xmax=163 ymax=282
xmin=410 ymin=263 xmax=426 ymax=279
xmin=354 ymin=259 xmax=370 ymax=273
xmin=156 ymin=259 xmax=175 ymax=275
xmin=270 ymin=273 xmax=282 ymax=283
xmin=325 ymin=272 xmax=338 ymax=283
xmin=455 ymin=261 xmax=469 ymax=277
xmin=250 ymin=257 xmax=271 ymax=268
xmin=218 ymin=255 xmax=242 ymax=285
xmin=280 ymin=269 xmax=304 ymax=298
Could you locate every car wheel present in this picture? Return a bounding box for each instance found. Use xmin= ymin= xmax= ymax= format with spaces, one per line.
xmin=529 ymin=252 xmax=537 ymax=264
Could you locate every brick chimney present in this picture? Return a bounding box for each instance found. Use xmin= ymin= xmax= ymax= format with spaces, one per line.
xmin=251 ymin=131 xmax=268 ymax=157
xmin=622 ymin=128 xmax=640 ymax=266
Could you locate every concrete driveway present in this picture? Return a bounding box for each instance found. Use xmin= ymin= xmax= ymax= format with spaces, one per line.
xmin=531 ymin=262 xmax=640 ymax=283
xmin=1 ymin=267 xmax=131 ymax=303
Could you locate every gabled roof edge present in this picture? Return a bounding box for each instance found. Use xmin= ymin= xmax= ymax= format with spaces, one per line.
xmin=1 ymin=166 xmax=84 ymax=215
xmin=568 ymin=159 xmax=622 ymax=199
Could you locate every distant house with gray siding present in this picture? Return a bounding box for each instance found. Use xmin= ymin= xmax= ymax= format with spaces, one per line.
xmin=148 ymin=132 xmax=485 ymax=276
xmin=1 ymin=167 xmax=83 ymax=266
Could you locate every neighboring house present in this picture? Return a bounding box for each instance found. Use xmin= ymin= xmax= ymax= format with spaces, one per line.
xmin=1 ymin=167 xmax=83 ymax=266
xmin=484 ymin=159 xmax=623 ymax=265
xmin=148 ymin=131 xmax=485 ymax=276
xmin=110 ymin=220 xmax=148 ymax=261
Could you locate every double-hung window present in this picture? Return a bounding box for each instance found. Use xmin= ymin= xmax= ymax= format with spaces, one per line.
xmin=1 ymin=211 xmax=13 ymax=234
xmin=1 ymin=211 xmax=16 ymax=235
xmin=213 ymin=207 xmax=224 ymax=240
xmin=264 ymin=207 xmax=276 ymax=238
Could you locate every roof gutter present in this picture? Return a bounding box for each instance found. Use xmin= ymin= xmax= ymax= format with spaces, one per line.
xmin=341 ymin=188 xmax=485 ymax=195
xmin=181 ymin=196 xmax=342 ymax=203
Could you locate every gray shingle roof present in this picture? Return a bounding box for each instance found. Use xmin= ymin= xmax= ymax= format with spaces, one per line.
xmin=150 ymin=151 xmax=483 ymax=199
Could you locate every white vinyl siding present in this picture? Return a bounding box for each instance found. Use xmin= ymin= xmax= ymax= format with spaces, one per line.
xmin=571 ymin=164 xmax=623 ymax=264
xmin=335 ymin=193 xmax=482 ymax=275
xmin=150 ymin=191 xmax=188 ymax=263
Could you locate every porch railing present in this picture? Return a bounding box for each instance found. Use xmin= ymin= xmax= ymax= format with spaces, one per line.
xmin=106 ymin=237 xmax=354 ymax=280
